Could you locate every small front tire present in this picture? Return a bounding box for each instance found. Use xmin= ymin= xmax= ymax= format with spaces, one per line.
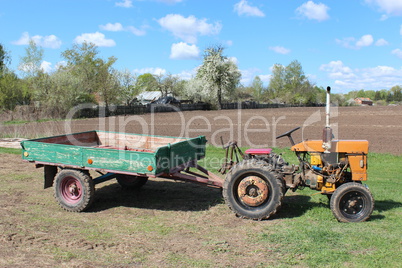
xmin=330 ymin=182 xmax=374 ymax=222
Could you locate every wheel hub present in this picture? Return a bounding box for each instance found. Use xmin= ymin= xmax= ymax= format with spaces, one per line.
xmin=238 ymin=176 xmax=269 ymax=207
xmin=341 ymin=193 xmax=363 ymax=214
xmin=68 ymin=183 xmax=79 ymax=196
xmin=60 ymin=177 xmax=82 ymax=204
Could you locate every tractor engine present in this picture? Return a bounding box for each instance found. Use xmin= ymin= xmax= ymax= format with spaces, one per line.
xmin=303 ymin=152 xmax=349 ymax=191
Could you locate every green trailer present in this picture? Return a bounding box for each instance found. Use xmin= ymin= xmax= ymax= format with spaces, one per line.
xmin=21 ymin=130 xmax=223 ymax=212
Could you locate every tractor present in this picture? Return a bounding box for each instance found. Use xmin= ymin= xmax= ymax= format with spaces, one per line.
xmin=221 ymin=86 xmax=374 ymax=222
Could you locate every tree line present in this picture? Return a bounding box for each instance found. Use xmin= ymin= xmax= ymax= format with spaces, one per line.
xmin=0 ymin=42 xmax=400 ymax=118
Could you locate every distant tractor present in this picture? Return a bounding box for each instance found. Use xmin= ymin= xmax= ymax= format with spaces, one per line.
xmin=222 ymin=87 xmax=374 ymax=222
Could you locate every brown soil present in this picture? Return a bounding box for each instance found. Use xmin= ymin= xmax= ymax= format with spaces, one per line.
xmin=2 ymin=105 xmax=401 ymax=154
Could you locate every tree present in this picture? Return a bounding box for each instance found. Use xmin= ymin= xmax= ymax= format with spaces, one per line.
xmin=0 ymin=72 xmax=29 ymax=111
xmin=116 ymin=69 xmax=139 ymax=105
xmin=61 ymin=42 xmax=118 ymax=105
xmin=196 ymin=45 xmax=241 ymax=109
xmin=390 ymin=85 xmax=402 ymax=102
xmin=18 ymin=40 xmax=44 ymax=78
xmin=96 ymin=60 xmax=119 ymax=108
xmin=268 ymin=60 xmax=314 ymax=104
xmin=268 ymin=64 xmax=286 ymax=100
xmin=0 ymin=43 xmax=11 ymax=75
xmin=136 ymin=73 xmax=158 ymax=92
xmin=154 ymin=73 xmax=180 ymax=97
xmin=251 ymin=76 xmax=264 ymax=102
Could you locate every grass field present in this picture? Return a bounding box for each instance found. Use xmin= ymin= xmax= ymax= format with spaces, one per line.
xmin=0 ymin=145 xmax=401 ymax=267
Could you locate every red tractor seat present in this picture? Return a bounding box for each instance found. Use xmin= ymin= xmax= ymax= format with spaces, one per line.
xmin=245 ymin=148 xmax=272 ymax=155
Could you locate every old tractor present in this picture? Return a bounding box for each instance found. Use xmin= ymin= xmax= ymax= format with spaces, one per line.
xmin=221 ymin=86 xmax=374 ymax=222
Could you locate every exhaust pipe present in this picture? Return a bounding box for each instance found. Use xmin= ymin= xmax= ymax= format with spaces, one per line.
xmin=322 ymin=86 xmax=332 ymax=153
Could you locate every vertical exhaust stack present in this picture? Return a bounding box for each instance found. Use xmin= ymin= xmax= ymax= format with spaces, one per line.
xmin=322 ymin=86 xmax=332 ymax=153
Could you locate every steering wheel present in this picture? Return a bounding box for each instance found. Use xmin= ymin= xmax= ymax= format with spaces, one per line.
xmin=276 ymin=126 xmax=301 ymax=140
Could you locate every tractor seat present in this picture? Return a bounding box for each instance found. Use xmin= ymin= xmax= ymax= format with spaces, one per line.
xmin=245 ymin=148 xmax=272 ymax=155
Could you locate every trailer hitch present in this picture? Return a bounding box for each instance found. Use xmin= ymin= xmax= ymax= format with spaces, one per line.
xmin=218 ymin=137 xmax=244 ymax=174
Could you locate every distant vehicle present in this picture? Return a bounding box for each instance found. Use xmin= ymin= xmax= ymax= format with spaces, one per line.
xmin=152 ymin=96 xmax=180 ymax=105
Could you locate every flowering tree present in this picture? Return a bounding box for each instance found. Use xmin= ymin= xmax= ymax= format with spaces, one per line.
xmin=196 ymin=45 xmax=241 ymax=109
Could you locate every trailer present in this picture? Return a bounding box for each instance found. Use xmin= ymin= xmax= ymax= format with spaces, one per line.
xmin=21 ymin=130 xmax=223 ymax=212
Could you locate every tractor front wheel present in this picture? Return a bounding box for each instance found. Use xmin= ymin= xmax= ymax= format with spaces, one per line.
xmin=223 ymin=160 xmax=283 ymax=220
xmin=54 ymin=169 xmax=95 ymax=212
xmin=330 ymin=182 xmax=374 ymax=222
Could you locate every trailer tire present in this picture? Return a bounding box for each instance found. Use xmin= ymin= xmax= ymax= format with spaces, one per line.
xmin=54 ymin=169 xmax=95 ymax=212
xmin=116 ymin=175 xmax=148 ymax=190
xmin=330 ymin=182 xmax=374 ymax=222
xmin=223 ymin=160 xmax=283 ymax=220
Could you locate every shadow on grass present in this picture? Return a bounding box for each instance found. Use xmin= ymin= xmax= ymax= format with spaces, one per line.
xmin=273 ymin=195 xmax=327 ymax=219
xmin=89 ymin=179 xmax=223 ymax=213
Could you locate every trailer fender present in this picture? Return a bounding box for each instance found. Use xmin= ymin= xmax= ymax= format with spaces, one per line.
xmin=44 ymin=165 xmax=58 ymax=189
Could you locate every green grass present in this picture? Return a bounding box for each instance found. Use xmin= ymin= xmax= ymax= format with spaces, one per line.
xmin=0 ymin=147 xmax=21 ymax=155
xmin=2 ymin=118 xmax=64 ymax=125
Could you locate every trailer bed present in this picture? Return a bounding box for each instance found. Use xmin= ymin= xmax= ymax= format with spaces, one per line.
xmin=21 ymin=130 xmax=207 ymax=176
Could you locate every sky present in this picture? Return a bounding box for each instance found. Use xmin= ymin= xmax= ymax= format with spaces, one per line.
xmin=1 ymin=0 xmax=402 ymax=93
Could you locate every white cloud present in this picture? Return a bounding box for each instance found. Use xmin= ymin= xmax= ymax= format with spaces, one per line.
xmin=391 ymin=48 xmax=402 ymax=59
xmin=115 ymin=0 xmax=133 ymax=8
xmin=158 ymin=14 xmax=222 ymax=44
xmin=100 ymin=23 xmax=124 ymax=32
xmin=13 ymin=32 xmax=62 ymax=49
xmin=269 ymin=46 xmax=291 ymax=54
xmin=234 ymin=0 xmax=265 ymax=17
xmin=336 ymin=34 xmax=377 ymax=49
xmin=55 ymin=61 xmax=67 ymax=70
xmin=320 ymin=60 xmax=402 ymax=91
xmin=170 ymin=42 xmax=200 ymax=60
xmin=356 ymin=34 xmax=374 ymax=48
xmin=40 ymin=61 xmax=52 ymax=73
xmin=365 ymin=0 xmax=402 ymax=16
xmin=320 ymin=60 xmax=356 ymax=80
xmin=126 ymin=26 xmax=147 ymax=36
xmin=74 ymin=32 xmax=116 ymax=47
xmin=100 ymin=23 xmax=146 ymax=36
xmin=134 ymin=67 xmax=167 ymax=76
xmin=296 ymin=1 xmax=330 ymax=22
xmin=375 ymin=38 xmax=388 ymax=46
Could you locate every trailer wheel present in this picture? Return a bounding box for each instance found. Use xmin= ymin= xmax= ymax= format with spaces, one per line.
xmin=116 ymin=175 xmax=148 ymax=189
xmin=223 ymin=160 xmax=283 ymax=220
xmin=54 ymin=169 xmax=95 ymax=212
xmin=330 ymin=182 xmax=374 ymax=223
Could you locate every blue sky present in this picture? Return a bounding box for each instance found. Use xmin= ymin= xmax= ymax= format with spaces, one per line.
xmin=1 ymin=0 xmax=402 ymax=93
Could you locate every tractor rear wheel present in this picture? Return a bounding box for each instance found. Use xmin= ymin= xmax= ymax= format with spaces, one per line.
xmin=223 ymin=160 xmax=283 ymax=220
xmin=54 ymin=169 xmax=95 ymax=212
xmin=330 ymin=182 xmax=374 ymax=222
xmin=117 ymin=175 xmax=148 ymax=189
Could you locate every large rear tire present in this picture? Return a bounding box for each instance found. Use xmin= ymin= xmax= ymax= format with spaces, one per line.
xmin=330 ymin=182 xmax=374 ymax=222
xmin=223 ymin=160 xmax=283 ymax=220
xmin=54 ymin=169 xmax=95 ymax=212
